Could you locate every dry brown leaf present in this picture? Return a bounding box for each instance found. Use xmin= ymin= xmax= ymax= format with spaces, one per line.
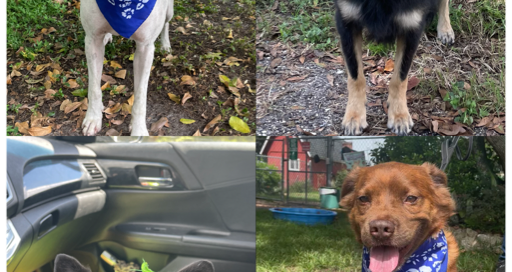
xmin=121 ymin=103 xmax=132 ymax=115
xmin=203 ymin=114 xmax=221 ymax=132
xmin=105 ymin=128 xmax=120 ymax=136
xmin=270 ymin=58 xmax=282 ymax=68
xmin=299 ymin=55 xmax=305 ymax=64
xmin=28 ymin=126 xmax=52 ymax=136
xmin=11 ymin=70 xmax=22 ymax=77
xmin=407 ymin=76 xmax=420 ymax=91
xmin=193 ymin=130 xmax=202 ymax=136
xmin=182 ymin=92 xmax=193 ymax=104
xmin=110 ymin=61 xmax=122 ymax=69
xmin=236 ymin=78 xmax=245 ymax=89
xmin=66 ymin=79 xmax=79 ymax=88
xmin=115 ymin=70 xmax=127 ymax=79
xmin=65 ymin=102 xmax=82 ymax=114
xmin=127 ymin=95 xmax=134 ymax=106
xmin=60 ymin=99 xmax=72 ymax=111
xmin=102 ymin=74 xmax=117 ymax=84
xmin=104 ymin=103 xmax=122 ymax=114
xmin=287 ymin=75 xmax=308 ymax=82
xmin=15 ymin=121 xmax=30 ymax=135
xmin=7 ymin=75 xmax=12 ymax=85
xmin=175 ymin=27 xmax=187 ymax=35
xmin=101 ymin=82 xmax=110 ymax=91
xmin=432 ymin=120 xmax=439 ymax=132
xmin=150 ymin=117 xmax=169 ymax=132
xmin=384 ymin=59 xmax=394 ymax=72
xmin=180 ymin=75 xmax=196 ymax=86
xmin=476 ymin=116 xmax=492 ymax=127
xmin=45 ymin=89 xmax=56 ymax=99
xmin=326 ymin=74 xmax=334 ymax=86
xmin=44 ymin=80 xmax=52 ymax=90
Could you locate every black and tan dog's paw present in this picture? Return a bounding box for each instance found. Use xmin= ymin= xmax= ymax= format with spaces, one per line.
xmin=342 ymin=108 xmax=368 ymax=135
xmin=437 ymin=27 xmax=455 ymax=45
xmin=387 ymin=101 xmax=413 ymax=135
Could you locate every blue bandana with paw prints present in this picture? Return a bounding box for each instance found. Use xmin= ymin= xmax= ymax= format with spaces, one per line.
xmin=97 ymin=0 xmax=156 ymax=39
xmin=362 ymin=229 xmax=449 ymax=272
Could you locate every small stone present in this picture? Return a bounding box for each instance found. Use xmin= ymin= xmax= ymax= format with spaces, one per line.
xmin=466 ymin=228 xmax=478 ymax=238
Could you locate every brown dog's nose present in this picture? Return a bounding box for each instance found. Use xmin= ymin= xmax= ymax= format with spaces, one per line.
xmin=369 ymin=220 xmax=395 ymax=239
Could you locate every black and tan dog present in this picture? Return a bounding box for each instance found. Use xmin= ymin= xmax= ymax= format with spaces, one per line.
xmin=334 ymin=0 xmax=454 ymax=135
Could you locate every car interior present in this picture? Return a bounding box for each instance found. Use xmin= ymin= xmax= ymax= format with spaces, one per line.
xmin=7 ymin=137 xmax=256 ymax=272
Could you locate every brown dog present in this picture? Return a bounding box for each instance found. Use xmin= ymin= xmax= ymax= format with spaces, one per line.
xmin=340 ymin=162 xmax=459 ymax=272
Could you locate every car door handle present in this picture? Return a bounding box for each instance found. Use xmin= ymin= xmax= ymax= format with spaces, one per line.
xmin=138 ymin=177 xmax=174 ymax=188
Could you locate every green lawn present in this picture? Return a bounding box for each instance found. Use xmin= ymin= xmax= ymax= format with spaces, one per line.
xmin=256 ymin=210 xmax=500 ymax=272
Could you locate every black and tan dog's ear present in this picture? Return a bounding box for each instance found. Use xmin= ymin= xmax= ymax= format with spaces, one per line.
xmin=54 ymin=254 xmax=91 ymax=272
xmin=340 ymin=167 xmax=363 ymax=209
xmin=421 ymin=162 xmax=448 ymax=186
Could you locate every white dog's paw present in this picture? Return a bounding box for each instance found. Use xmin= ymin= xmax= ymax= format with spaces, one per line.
xmin=129 ymin=121 xmax=149 ymax=136
xmin=103 ymin=33 xmax=113 ymax=45
xmin=160 ymin=44 xmax=172 ymax=53
xmin=82 ymin=110 xmax=103 ymax=136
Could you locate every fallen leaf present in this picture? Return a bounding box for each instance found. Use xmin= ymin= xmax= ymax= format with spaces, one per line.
xmin=227 ymin=29 xmax=233 ymax=39
xmin=219 ymin=75 xmax=231 ymax=87
xmin=28 ymin=126 xmax=52 ymax=136
xmin=101 ymin=82 xmax=110 ymax=91
xmin=121 ymin=103 xmax=132 ymax=114
xmin=60 ymin=99 xmax=72 ymax=111
xmin=463 ymin=82 xmax=471 ymax=91
xmin=229 ymin=116 xmax=250 ymax=133
xmin=150 ymin=117 xmax=169 ymax=132
xmin=180 ymin=75 xmax=196 ymax=85
xmin=193 ymin=130 xmax=202 ymax=136
xmin=104 ymin=103 xmax=122 ymax=114
xmin=384 ymin=59 xmax=394 ymax=72
xmin=45 ymin=89 xmax=56 ymax=99
xmin=287 ymin=75 xmax=308 ymax=82
xmin=203 ymin=114 xmax=221 ymax=132
xmin=115 ymin=70 xmax=127 ymax=79
xmin=326 ymin=74 xmax=334 ymax=86
xmin=15 ymin=121 xmax=30 ymax=135
xmin=71 ymin=89 xmax=88 ymax=97
xmin=432 ymin=120 xmax=439 ymax=132
xmin=44 ymin=81 xmax=52 ymax=90
xmin=175 ymin=27 xmax=187 ymax=35
xmin=494 ymin=125 xmax=505 ymax=134
xmin=25 ymin=78 xmax=44 ymax=84
xmin=127 ymin=95 xmax=134 ymax=106
xmin=476 ymin=116 xmax=492 ymax=127
xmin=423 ymin=67 xmax=432 ymax=74
xmin=110 ymin=61 xmax=122 ymax=69
xmin=407 ymin=76 xmax=420 ymax=91
xmin=7 ymin=75 xmax=12 ymax=85
xmin=299 ymin=55 xmax=305 ymax=64
xmin=168 ymin=93 xmax=181 ymax=104
xmin=105 ymin=128 xmax=120 ymax=136
xmin=182 ymin=92 xmax=193 ymax=104
xmin=180 ymin=118 xmax=196 ymax=124
xmin=65 ymin=102 xmax=82 ymax=114
xmin=270 ymin=58 xmax=282 ymax=68
xmin=111 ymin=85 xmax=126 ymax=95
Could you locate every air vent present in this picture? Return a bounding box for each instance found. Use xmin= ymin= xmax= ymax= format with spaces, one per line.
xmin=83 ymin=163 xmax=105 ymax=182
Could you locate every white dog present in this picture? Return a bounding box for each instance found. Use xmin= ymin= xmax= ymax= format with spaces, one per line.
xmin=80 ymin=0 xmax=174 ymax=136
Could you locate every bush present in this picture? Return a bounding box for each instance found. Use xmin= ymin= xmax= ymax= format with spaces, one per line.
xmin=289 ymin=180 xmax=312 ymax=194
xmin=256 ymin=160 xmax=282 ymax=196
xmin=333 ymin=170 xmax=349 ymax=189
xmin=455 ymin=185 xmax=505 ymax=233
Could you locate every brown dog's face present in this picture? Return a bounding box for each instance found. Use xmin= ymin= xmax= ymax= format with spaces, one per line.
xmin=340 ymin=162 xmax=455 ymax=272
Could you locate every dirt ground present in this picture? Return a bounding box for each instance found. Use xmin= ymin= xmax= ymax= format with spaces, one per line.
xmin=7 ymin=0 xmax=256 ymax=136
xmin=256 ymin=0 xmax=505 ymax=136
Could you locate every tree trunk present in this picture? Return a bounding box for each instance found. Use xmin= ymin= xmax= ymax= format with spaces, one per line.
xmin=486 ymin=136 xmax=505 ymax=173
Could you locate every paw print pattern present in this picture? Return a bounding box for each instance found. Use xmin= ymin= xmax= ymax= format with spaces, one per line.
xmin=119 ymin=1 xmax=132 ymax=8
xmin=122 ymin=8 xmax=135 ymax=19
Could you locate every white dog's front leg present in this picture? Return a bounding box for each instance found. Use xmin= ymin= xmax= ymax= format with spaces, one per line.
xmin=82 ymin=34 xmax=105 ymax=136
xmin=130 ymin=42 xmax=154 ymax=136
xmin=159 ymin=22 xmax=171 ymax=52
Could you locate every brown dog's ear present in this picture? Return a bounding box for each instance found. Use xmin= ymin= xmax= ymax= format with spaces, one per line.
xmin=421 ymin=162 xmax=447 ymax=186
xmin=340 ymin=167 xmax=363 ymax=209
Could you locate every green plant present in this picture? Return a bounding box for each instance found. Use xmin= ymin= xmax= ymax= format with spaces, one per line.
xmin=256 ymin=160 xmax=282 ymax=196
xmin=52 ymin=88 xmax=65 ymax=99
xmin=7 ymin=126 xmax=21 ymax=136
xmin=333 ymin=169 xmax=349 ymax=189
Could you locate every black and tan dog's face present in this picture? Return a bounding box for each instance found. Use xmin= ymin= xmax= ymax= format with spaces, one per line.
xmin=340 ymin=162 xmax=455 ymax=271
xmin=334 ymin=0 xmax=454 ymax=135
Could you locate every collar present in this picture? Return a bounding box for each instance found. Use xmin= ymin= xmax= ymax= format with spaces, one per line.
xmin=362 ymin=229 xmax=449 ymax=272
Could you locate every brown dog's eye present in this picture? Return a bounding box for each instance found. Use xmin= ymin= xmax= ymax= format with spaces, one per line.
xmin=358 ymin=196 xmax=370 ymax=203
xmin=405 ymin=195 xmax=418 ymax=203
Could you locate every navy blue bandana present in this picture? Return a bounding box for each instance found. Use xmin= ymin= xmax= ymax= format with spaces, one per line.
xmin=97 ymin=0 xmax=157 ymax=39
xmin=362 ymin=230 xmax=449 ymax=272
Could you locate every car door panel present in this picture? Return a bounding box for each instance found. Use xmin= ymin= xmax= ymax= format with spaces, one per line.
xmin=7 ymin=139 xmax=256 ymax=272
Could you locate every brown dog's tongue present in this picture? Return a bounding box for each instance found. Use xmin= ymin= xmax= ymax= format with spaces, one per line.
xmin=369 ymin=246 xmax=399 ymax=272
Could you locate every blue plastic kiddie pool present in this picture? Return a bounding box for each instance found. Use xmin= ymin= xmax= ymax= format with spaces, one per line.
xmin=269 ymin=207 xmax=337 ymax=225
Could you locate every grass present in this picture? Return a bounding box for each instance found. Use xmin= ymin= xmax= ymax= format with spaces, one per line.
xmin=257 ymin=209 xmax=500 ymax=272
